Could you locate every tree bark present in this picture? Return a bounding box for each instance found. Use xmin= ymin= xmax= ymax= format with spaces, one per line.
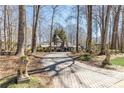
xmin=109 ymin=15 xmax=112 ymax=48
xmin=111 ymin=6 xmax=121 ymax=50
xmin=76 ymin=5 xmax=79 ymax=53
xmin=0 ymin=19 xmax=2 ymax=54
xmin=100 ymin=6 xmax=111 ymax=55
xmin=86 ymin=5 xmax=92 ymax=53
xmin=4 ymin=5 xmax=7 ymax=51
xmin=95 ymin=19 xmax=98 ymax=44
xmin=121 ymin=6 xmax=124 ymax=52
xmin=25 ymin=10 xmax=27 ymax=50
xmin=16 ymin=5 xmax=26 ymax=56
xmin=7 ymin=6 xmax=12 ymax=52
xmin=31 ymin=5 xmax=40 ymax=53
xmin=49 ymin=6 xmax=57 ymax=52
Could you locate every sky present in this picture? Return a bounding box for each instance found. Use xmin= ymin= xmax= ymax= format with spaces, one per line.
xmin=24 ymin=5 xmax=104 ymax=44
xmin=26 ymin=6 xmax=73 ymax=27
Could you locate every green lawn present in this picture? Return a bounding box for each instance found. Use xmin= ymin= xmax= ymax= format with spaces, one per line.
xmin=0 ymin=76 xmax=45 ymax=88
xmin=111 ymin=57 xmax=124 ymax=66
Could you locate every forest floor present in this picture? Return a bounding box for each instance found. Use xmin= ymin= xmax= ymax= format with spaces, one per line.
xmin=0 ymin=52 xmax=53 ymax=88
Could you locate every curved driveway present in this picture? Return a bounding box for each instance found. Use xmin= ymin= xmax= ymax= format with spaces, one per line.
xmin=41 ymin=52 xmax=124 ymax=88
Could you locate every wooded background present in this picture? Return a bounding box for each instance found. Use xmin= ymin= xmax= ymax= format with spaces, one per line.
xmin=0 ymin=5 xmax=124 ymax=56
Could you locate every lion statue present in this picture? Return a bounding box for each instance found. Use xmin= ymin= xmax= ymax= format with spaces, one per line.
xmin=17 ymin=56 xmax=30 ymax=83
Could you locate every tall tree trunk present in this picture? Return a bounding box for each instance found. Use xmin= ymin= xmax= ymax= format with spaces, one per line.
xmin=95 ymin=19 xmax=98 ymax=44
xmin=76 ymin=5 xmax=79 ymax=53
xmin=38 ymin=19 xmax=42 ymax=45
xmin=111 ymin=6 xmax=121 ymax=50
xmin=86 ymin=5 xmax=92 ymax=53
xmin=31 ymin=5 xmax=40 ymax=53
xmin=49 ymin=6 xmax=58 ymax=52
xmin=25 ymin=10 xmax=27 ymax=50
xmin=49 ymin=13 xmax=54 ymax=52
xmin=109 ymin=15 xmax=112 ymax=48
xmin=100 ymin=6 xmax=111 ymax=55
xmin=4 ymin=5 xmax=7 ymax=51
xmin=0 ymin=20 xmax=2 ymax=54
xmin=7 ymin=6 xmax=12 ymax=52
xmin=16 ymin=5 xmax=26 ymax=56
xmin=10 ymin=8 xmax=13 ymax=51
xmin=120 ymin=6 xmax=124 ymax=52
xmin=49 ymin=8 xmax=56 ymax=52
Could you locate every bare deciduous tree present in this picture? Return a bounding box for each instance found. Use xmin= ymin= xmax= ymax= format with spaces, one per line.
xmin=31 ymin=5 xmax=40 ymax=53
xmin=4 ymin=5 xmax=7 ymax=50
xmin=120 ymin=6 xmax=124 ymax=52
xmin=86 ymin=5 xmax=92 ymax=53
xmin=0 ymin=17 xmax=2 ymax=54
xmin=76 ymin=5 xmax=80 ymax=53
xmin=16 ymin=5 xmax=26 ymax=56
xmin=49 ymin=5 xmax=58 ymax=51
xmin=100 ymin=5 xmax=111 ymax=55
xmin=111 ymin=6 xmax=121 ymax=50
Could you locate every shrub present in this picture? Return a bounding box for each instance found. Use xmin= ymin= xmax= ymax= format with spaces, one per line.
xmin=37 ymin=47 xmax=43 ymax=52
xmin=71 ymin=50 xmax=76 ymax=54
xmin=37 ymin=47 xmax=51 ymax=52
xmin=79 ymin=53 xmax=94 ymax=61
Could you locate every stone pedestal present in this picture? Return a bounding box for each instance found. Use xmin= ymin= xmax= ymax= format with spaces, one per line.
xmin=17 ymin=56 xmax=30 ymax=84
xmin=17 ymin=76 xmax=30 ymax=84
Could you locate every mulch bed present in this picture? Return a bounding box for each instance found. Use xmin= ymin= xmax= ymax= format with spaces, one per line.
xmin=0 ymin=52 xmax=50 ymax=80
xmin=0 ymin=52 xmax=53 ymax=87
